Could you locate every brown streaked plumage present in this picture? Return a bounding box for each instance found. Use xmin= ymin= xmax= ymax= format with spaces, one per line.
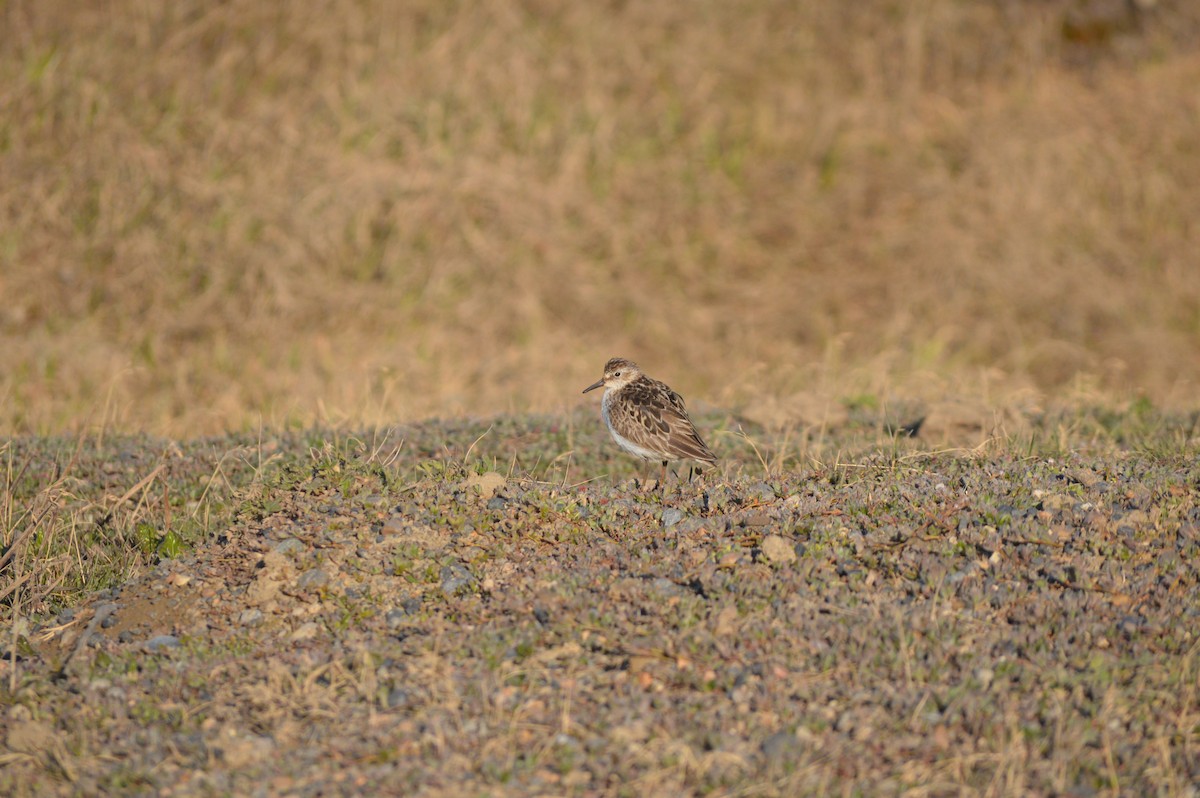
xmin=582 ymin=357 xmax=716 ymax=483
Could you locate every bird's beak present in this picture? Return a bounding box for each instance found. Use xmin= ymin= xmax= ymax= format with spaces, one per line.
xmin=582 ymin=378 xmax=605 ymax=394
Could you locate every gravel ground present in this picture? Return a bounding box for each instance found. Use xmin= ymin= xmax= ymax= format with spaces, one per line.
xmin=2 ymin=410 xmax=1199 ymax=796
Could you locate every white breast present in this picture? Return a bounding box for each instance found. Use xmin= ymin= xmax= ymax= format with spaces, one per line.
xmin=602 ymin=390 xmax=662 ymax=461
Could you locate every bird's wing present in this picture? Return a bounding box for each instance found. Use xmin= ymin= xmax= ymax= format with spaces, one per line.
xmin=634 ymin=382 xmax=717 ymax=464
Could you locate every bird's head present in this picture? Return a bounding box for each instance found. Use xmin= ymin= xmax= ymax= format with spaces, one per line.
xmin=582 ymin=358 xmax=642 ymax=394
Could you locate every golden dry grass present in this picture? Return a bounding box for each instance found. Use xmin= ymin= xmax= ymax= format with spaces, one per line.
xmin=3 ymin=0 xmax=1199 ymax=435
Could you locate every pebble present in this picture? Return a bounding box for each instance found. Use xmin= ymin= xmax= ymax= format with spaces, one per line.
xmin=272 ymin=538 xmax=305 ymax=556
xmin=648 ymin=578 xmax=689 ymax=599
xmin=748 ymin=482 xmax=775 ymax=502
xmin=297 ymin=569 xmax=330 ymax=589
xmin=291 ymin=622 xmax=320 ymax=641
xmin=661 ymin=508 xmax=684 ymax=527
xmin=440 ymin=564 xmax=476 ymax=597
xmin=144 ymin=635 xmax=181 ymax=652
xmin=760 ymin=535 xmax=797 ymax=564
xmin=761 ymin=730 xmax=802 ymax=764
xmin=385 ymin=688 xmax=412 ymax=709
xmin=239 ymin=609 xmax=264 ymax=627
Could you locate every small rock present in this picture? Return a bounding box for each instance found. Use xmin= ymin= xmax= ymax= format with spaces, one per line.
xmin=144 ymin=635 xmax=181 ymax=652
xmin=386 ymin=687 xmax=412 ymax=709
xmin=708 ymin=485 xmax=737 ymax=512
xmin=1118 ymin=509 xmax=1151 ymax=528
xmin=273 ymin=538 xmax=306 ymax=556
xmin=533 ymin=607 xmax=551 ymax=625
xmin=297 ymin=569 xmax=330 ymax=590
xmin=760 ymin=535 xmax=797 ymax=564
xmin=463 ymin=471 xmax=506 ymax=500
xmin=661 ymin=508 xmax=684 ymax=527
xmin=487 ymin=496 xmax=508 ymax=510
xmin=761 ymin=730 xmax=802 ymax=764
xmin=649 ymin=578 xmax=689 ymax=599
xmin=1039 ymin=493 xmax=1075 ymax=512
xmin=748 ymin=482 xmax=775 ymax=502
xmin=215 ymin=729 xmax=275 ymax=768
xmin=1066 ymin=467 xmax=1099 ymax=488
xmin=291 ymin=622 xmax=320 ymax=641
xmin=441 ymin=564 xmax=476 ymax=597
xmin=239 ymin=609 xmax=264 ymax=627
xmin=360 ymin=493 xmax=389 ymax=508
xmin=6 ymin=720 xmax=56 ymax=754
xmin=380 ymin=515 xmax=407 ymax=535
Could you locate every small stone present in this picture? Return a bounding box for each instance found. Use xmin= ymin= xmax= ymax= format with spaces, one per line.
xmin=6 ymin=720 xmax=56 ymax=754
xmin=648 ymin=578 xmax=688 ymax=599
xmin=291 ymin=622 xmax=320 ymax=641
xmin=710 ymin=485 xmax=737 ymax=511
xmin=487 ymin=496 xmax=508 ymax=511
xmin=440 ymin=564 xmax=476 ymax=597
xmin=661 ymin=508 xmax=684 ymax=527
xmin=297 ymin=569 xmax=330 ymax=590
xmin=748 ymin=482 xmax=775 ymax=502
xmin=239 ymin=609 xmax=264 ymax=627
xmin=463 ymin=472 xmax=506 ymax=500
xmin=273 ymin=538 xmax=306 ymax=556
xmin=144 ymin=635 xmax=181 ymax=652
xmin=761 ymin=730 xmax=802 ymax=764
xmin=1066 ymin=467 xmax=1099 ymax=488
xmin=360 ymin=494 xmax=389 ymax=508
xmin=760 ymin=535 xmax=797 ymax=564
xmin=386 ymin=688 xmax=412 ymax=709
xmin=1039 ymin=494 xmax=1074 ymax=513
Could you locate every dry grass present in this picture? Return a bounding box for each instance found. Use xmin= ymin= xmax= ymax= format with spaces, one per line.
xmin=3 ymin=0 xmax=1200 ymax=435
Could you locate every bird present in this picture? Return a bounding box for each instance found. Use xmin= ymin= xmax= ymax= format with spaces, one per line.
xmin=582 ymin=357 xmax=717 ymax=485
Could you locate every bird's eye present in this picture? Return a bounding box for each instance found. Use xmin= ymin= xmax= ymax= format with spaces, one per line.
xmin=614 ymin=371 xmax=622 ymax=377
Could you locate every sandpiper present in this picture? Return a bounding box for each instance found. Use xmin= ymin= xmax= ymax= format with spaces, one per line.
xmin=582 ymin=357 xmax=717 ymax=484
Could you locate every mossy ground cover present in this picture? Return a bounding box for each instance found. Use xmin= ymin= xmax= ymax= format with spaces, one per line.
xmin=3 ymin=408 xmax=1198 ymax=796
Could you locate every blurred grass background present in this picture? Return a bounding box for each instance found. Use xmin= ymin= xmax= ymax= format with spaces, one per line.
xmin=2 ymin=0 xmax=1199 ymax=436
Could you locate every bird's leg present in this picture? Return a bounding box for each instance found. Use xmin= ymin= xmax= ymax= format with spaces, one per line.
xmin=659 ymin=460 xmax=668 ymax=491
